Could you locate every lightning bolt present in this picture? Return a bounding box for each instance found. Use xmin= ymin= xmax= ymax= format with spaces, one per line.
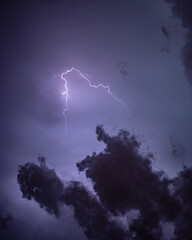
xmin=59 ymin=67 xmax=128 ymax=129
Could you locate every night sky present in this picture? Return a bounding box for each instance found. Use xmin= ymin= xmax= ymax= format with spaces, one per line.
xmin=1 ymin=0 xmax=192 ymax=239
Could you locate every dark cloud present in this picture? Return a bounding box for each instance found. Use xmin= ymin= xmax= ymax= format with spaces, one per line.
xmin=17 ymin=155 xmax=127 ymax=240
xmin=17 ymin=157 xmax=64 ymax=217
xmin=17 ymin=126 xmax=192 ymax=240
xmin=77 ymin=126 xmax=181 ymax=239
xmin=172 ymin=166 xmax=192 ymax=240
xmin=165 ymin=0 xmax=192 ymax=84
xmin=62 ymin=181 xmax=127 ymax=240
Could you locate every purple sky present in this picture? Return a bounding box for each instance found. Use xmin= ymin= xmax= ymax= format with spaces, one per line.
xmin=1 ymin=0 xmax=192 ymax=239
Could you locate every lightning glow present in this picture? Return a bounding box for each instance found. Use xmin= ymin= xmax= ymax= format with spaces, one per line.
xmin=60 ymin=67 xmax=127 ymax=129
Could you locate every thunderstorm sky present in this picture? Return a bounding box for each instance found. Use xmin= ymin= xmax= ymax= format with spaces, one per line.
xmin=1 ymin=0 xmax=192 ymax=239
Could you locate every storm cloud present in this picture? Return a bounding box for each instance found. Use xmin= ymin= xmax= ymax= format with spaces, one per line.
xmin=17 ymin=126 xmax=192 ymax=240
xmin=1 ymin=0 xmax=191 ymax=239
xmin=17 ymin=156 xmax=127 ymax=240
xmin=77 ymin=126 xmax=181 ymax=239
xmin=165 ymin=0 xmax=192 ymax=85
xmin=172 ymin=166 xmax=192 ymax=240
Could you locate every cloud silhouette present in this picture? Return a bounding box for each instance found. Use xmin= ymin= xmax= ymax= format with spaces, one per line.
xmin=17 ymin=155 xmax=127 ymax=240
xmin=165 ymin=0 xmax=192 ymax=85
xmin=77 ymin=126 xmax=181 ymax=239
xmin=17 ymin=126 xmax=192 ymax=240
xmin=172 ymin=166 xmax=192 ymax=240
xmin=18 ymin=159 xmax=64 ymax=217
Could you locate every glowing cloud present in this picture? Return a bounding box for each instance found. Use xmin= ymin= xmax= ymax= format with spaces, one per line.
xmin=60 ymin=67 xmax=127 ymax=129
